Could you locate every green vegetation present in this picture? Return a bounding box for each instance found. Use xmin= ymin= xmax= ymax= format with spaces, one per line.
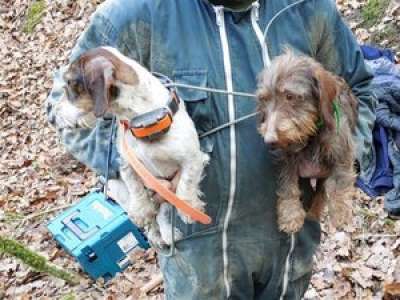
xmin=62 ymin=293 xmax=76 ymax=300
xmin=23 ymin=0 xmax=46 ymax=33
xmin=0 ymin=236 xmax=78 ymax=285
xmin=383 ymin=217 xmax=396 ymax=230
xmin=2 ymin=211 xmax=24 ymax=224
xmin=359 ymin=207 xmax=376 ymax=219
xmin=361 ymin=0 xmax=390 ymax=27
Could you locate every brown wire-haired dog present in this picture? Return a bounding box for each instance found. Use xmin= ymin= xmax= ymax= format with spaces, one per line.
xmin=256 ymin=50 xmax=358 ymax=233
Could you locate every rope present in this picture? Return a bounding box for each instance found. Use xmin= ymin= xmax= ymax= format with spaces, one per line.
xmin=165 ymin=82 xmax=257 ymax=99
xmin=200 ymin=111 xmax=260 ymax=139
xmin=104 ymin=116 xmax=116 ymax=195
xmin=161 ymin=77 xmax=260 ymax=137
xmin=262 ymin=0 xmax=307 ymax=42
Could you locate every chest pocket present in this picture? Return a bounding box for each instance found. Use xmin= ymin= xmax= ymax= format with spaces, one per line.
xmin=173 ymin=70 xmax=214 ymax=153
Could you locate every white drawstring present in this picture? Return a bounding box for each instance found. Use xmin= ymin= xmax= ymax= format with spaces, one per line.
xmin=165 ymin=82 xmax=256 ymax=99
xmin=165 ymin=82 xmax=259 ymax=138
xmin=262 ymin=0 xmax=307 ymax=42
xmin=200 ymin=111 xmax=261 ymax=139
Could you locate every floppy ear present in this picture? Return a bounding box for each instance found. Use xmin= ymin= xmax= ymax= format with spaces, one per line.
xmin=84 ymin=58 xmax=115 ymax=117
xmin=100 ymin=48 xmax=139 ymax=86
xmin=313 ymin=67 xmax=339 ymax=131
xmin=113 ymin=60 xmax=139 ymax=86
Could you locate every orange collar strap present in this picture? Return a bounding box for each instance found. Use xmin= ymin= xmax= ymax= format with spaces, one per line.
xmin=130 ymin=113 xmax=173 ymax=139
xmin=122 ymin=91 xmax=180 ymax=141
xmin=120 ymin=122 xmax=212 ymax=225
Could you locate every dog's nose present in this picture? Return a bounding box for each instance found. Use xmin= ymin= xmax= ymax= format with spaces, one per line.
xmin=266 ymin=140 xmax=279 ymax=149
xmin=264 ymin=133 xmax=279 ymax=147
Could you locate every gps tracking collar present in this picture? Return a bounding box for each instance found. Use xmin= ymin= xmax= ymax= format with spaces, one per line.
xmin=120 ymin=74 xmax=180 ymax=141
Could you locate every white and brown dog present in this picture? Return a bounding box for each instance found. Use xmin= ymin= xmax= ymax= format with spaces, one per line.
xmin=55 ymin=47 xmax=209 ymax=246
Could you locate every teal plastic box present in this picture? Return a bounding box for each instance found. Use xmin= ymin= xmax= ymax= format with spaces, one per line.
xmin=47 ymin=192 xmax=150 ymax=281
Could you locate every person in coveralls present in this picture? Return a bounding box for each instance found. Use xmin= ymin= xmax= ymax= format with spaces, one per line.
xmin=47 ymin=0 xmax=376 ymax=299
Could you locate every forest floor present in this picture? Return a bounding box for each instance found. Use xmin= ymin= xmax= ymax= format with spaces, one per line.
xmin=0 ymin=0 xmax=399 ymax=299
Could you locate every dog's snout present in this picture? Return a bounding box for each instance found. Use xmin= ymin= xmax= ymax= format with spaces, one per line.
xmin=263 ymin=133 xmax=279 ymax=147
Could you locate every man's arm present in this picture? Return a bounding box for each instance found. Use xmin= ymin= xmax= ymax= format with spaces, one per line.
xmin=315 ymin=0 xmax=376 ymax=176
xmin=46 ymin=0 xmax=150 ymax=178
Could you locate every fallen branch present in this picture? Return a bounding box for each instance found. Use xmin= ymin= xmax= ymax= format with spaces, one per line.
xmin=20 ymin=204 xmax=72 ymax=224
xmin=141 ymin=273 xmax=163 ymax=294
xmin=0 ymin=236 xmax=79 ymax=285
xmin=354 ymin=233 xmax=399 ymax=240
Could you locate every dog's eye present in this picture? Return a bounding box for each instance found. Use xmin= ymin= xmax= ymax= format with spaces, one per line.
xmin=285 ymin=92 xmax=295 ymax=101
xmin=110 ymin=85 xmax=120 ymax=99
xmin=67 ymin=79 xmax=80 ymax=91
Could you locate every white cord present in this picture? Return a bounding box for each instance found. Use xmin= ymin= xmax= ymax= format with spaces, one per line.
xmin=165 ymin=82 xmax=257 ymax=99
xmin=262 ymin=0 xmax=307 ymax=42
xmin=161 ymin=76 xmax=260 ymax=137
xmin=200 ymin=111 xmax=261 ymax=139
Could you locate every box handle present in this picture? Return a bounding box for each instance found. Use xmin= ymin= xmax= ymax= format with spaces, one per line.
xmin=62 ymin=211 xmax=98 ymax=240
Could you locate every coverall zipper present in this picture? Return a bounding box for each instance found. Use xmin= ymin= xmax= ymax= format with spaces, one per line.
xmin=214 ymin=6 xmax=236 ymax=299
xmin=213 ymin=2 xmax=307 ymax=298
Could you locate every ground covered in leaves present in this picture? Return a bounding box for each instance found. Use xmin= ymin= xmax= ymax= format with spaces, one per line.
xmin=0 ymin=0 xmax=399 ymax=299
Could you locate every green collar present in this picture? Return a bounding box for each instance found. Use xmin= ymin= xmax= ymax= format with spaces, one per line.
xmin=316 ymin=100 xmax=341 ymax=134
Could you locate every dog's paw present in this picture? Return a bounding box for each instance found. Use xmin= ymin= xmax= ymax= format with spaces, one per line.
xmin=147 ymin=224 xmax=182 ymax=247
xmin=330 ymin=204 xmax=352 ymax=229
xmin=278 ymin=211 xmax=306 ymax=233
xmin=130 ymin=207 xmax=157 ymax=228
xmin=278 ymin=200 xmax=306 ymax=233
xmin=146 ymin=226 xmax=162 ymax=246
xmin=327 ymin=193 xmax=353 ymax=229
xmin=161 ymin=227 xmax=183 ymax=245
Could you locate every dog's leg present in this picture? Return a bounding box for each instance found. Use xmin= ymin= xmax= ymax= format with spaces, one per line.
xmin=307 ymin=178 xmax=327 ymax=221
xmin=157 ymin=203 xmax=183 ymax=245
xmin=175 ymin=153 xmax=209 ymax=224
xmin=324 ymin=164 xmax=355 ymax=228
xmin=147 ymin=204 xmax=183 ymax=246
xmin=119 ymin=162 xmax=157 ymax=227
xmin=277 ymin=158 xmax=306 ymax=233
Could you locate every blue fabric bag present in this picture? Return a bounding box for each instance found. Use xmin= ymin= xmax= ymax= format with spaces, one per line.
xmin=358 ymin=45 xmax=400 ymax=214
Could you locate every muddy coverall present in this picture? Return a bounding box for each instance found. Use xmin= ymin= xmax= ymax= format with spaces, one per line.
xmin=46 ymin=0 xmax=376 ymax=298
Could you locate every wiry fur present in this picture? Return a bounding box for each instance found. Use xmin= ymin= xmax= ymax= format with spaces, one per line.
xmin=256 ymin=50 xmax=358 ymax=233
xmin=61 ymin=47 xmax=209 ymax=246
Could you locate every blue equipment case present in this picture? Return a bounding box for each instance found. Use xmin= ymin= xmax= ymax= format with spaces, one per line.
xmin=47 ymin=192 xmax=150 ymax=281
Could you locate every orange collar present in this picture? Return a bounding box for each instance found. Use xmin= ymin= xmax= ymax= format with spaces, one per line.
xmin=121 ymin=90 xmax=180 ymax=141
xmin=120 ymin=122 xmax=212 ymax=225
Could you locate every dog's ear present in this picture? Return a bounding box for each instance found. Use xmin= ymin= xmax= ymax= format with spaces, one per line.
xmin=113 ymin=59 xmax=138 ymax=86
xmin=83 ymin=57 xmax=116 ymax=117
xmin=99 ymin=48 xmax=139 ymax=86
xmin=80 ymin=48 xmax=140 ymax=117
xmin=312 ymin=67 xmax=338 ymax=131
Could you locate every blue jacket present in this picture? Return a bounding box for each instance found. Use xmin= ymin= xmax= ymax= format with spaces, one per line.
xmin=46 ymin=1 xmax=375 ymax=298
xmin=357 ymin=51 xmax=400 ymax=214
